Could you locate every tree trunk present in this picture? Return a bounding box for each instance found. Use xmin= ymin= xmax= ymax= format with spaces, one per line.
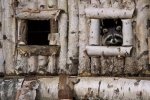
xmin=67 ymin=0 xmax=79 ymax=75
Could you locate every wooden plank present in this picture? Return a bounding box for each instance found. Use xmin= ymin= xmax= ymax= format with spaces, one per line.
xmin=17 ymin=45 xmax=60 ymax=56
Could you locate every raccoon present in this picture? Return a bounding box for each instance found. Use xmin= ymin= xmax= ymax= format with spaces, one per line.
xmin=101 ymin=19 xmax=123 ymax=46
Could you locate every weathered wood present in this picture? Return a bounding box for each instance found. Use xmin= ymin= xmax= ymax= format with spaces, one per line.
xmin=85 ymin=7 xmax=135 ymax=19
xmin=58 ymin=0 xmax=68 ymax=74
xmin=148 ymin=37 xmax=150 ymax=64
xmin=15 ymin=9 xmax=62 ymax=20
xmin=1 ymin=0 xmax=16 ymax=75
xmin=78 ymin=0 xmax=90 ymax=75
xmin=0 ymin=48 xmax=4 ymax=75
xmin=38 ymin=55 xmax=48 ymax=75
xmin=89 ymin=0 xmax=101 ymax=75
xmin=67 ymin=0 xmax=79 ymax=75
xmin=37 ymin=0 xmax=47 ymax=10
xmin=47 ymin=0 xmax=57 ymax=8
xmin=17 ymin=45 xmax=60 ymax=56
xmin=86 ymin=46 xmax=132 ymax=57
xmin=122 ymin=19 xmax=133 ymax=46
xmin=27 ymin=56 xmax=38 ymax=74
xmin=48 ymin=33 xmax=60 ymax=45
xmin=18 ymin=20 xmax=27 ymax=45
xmin=47 ymin=18 xmax=59 ymax=75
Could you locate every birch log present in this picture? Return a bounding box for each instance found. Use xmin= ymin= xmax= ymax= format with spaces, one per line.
xmin=37 ymin=0 xmax=47 ymax=10
xmin=86 ymin=46 xmax=132 ymax=57
xmin=47 ymin=0 xmax=57 ymax=8
xmin=136 ymin=0 xmax=149 ymax=62
xmin=85 ymin=7 xmax=134 ymax=19
xmin=67 ymin=0 xmax=79 ymax=75
xmin=0 ymin=48 xmax=4 ymax=75
xmin=89 ymin=0 xmax=101 ymax=75
xmin=38 ymin=55 xmax=48 ymax=75
xmin=58 ymin=0 xmax=68 ymax=74
xmin=1 ymin=0 xmax=16 ymax=75
xmin=122 ymin=19 xmax=133 ymax=46
xmin=47 ymin=19 xmax=58 ymax=75
xmin=27 ymin=56 xmax=38 ymax=74
xmin=78 ymin=0 xmax=90 ymax=75
xmin=15 ymin=9 xmax=61 ymax=20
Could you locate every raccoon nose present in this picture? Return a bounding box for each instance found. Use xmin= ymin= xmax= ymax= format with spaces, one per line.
xmin=112 ymin=39 xmax=116 ymax=43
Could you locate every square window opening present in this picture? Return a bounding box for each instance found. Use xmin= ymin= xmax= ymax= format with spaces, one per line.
xmin=27 ymin=20 xmax=50 ymax=45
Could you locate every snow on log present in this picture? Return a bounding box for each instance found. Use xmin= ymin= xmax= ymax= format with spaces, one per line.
xmin=122 ymin=19 xmax=133 ymax=46
xmin=85 ymin=7 xmax=135 ymax=19
xmin=15 ymin=9 xmax=61 ymax=20
xmin=58 ymin=0 xmax=68 ymax=74
xmin=86 ymin=46 xmax=132 ymax=56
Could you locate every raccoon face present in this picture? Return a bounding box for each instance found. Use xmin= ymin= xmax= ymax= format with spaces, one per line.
xmin=102 ymin=26 xmax=123 ymax=46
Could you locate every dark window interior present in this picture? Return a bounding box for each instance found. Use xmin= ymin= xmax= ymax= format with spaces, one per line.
xmin=27 ymin=20 xmax=50 ymax=45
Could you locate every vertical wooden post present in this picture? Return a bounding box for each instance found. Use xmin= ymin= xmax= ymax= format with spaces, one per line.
xmin=47 ymin=19 xmax=58 ymax=75
xmin=58 ymin=0 xmax=68 ymax=74
xmin=67 ymin=0 xmax=79 ymax=75
xmin=78 ymin=0 xmax=90 ymax=75
xmin=1 ymin=0 xmax=16 ymax=75
xmin=89 ymin=0 xmax=101 ymax=75
xmin=136 ymin=0 xmax=149 ymax=73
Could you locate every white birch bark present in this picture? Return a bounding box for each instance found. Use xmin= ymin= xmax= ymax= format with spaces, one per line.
xmin=0 ymin=48 xmax=4 ymax=74
xmin=15 ymin=9 xmax=61 ymax=20
xmin=85 ymin=7 xmax=134 ymax=19
xmin=136 ymin=0 xmax=149 ymax=57
xmin=86 ymin=46 xmax=132 ymax=56
xmin=67 ymin=0 xmax=79 ymax=75
xmin=89 ymin=0 xmax=101 ymax=75
xmin=1 ymin=0 xmax=16 ymax=74
xmin=78 ymin=0 xmax=90 ymax=75
xmin=38 ymin=55 xmax=48 ymax=75
xmin=27 ymin=56 xmax=38 ymax=74
xmin=37 ymin=0 xmax=47 ymax=10
xmin=47 ymin=0 xmax=57 ymax=8
xmin=58 ymin=0 xmax=68 ymax=74
xmin=122 ymin=19 xmax=133 ymax=46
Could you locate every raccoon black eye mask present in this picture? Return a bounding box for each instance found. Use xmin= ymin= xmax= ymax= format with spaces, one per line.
xmin=102 ymin=26 xmax=123 ymax=46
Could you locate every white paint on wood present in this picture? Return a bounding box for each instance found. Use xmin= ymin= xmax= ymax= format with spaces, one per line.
xmin=86 ymin=46 xmax=132 ymax=56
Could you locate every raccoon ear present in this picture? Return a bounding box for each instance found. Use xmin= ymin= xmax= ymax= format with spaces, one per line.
xmin=116 ymin=26 xmax=121 ymax=31
xmin=103 ymin=28 xmax=108 ymax=33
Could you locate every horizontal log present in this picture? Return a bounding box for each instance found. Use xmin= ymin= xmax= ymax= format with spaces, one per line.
xmin=85 ymin=7 xmax=135 ymax=19
xmin=17 ymin=45 xmax=60 ymax=56
xmin=15 ymin=9 xmax=61 ymax=20
xmin=86 ymin=46 xmax=132 ymax=56
xmin=1 ymin=77 xmax=150 ymax=100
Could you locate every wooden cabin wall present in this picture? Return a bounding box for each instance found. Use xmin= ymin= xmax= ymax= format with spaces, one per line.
xmin=0 ymin=0 xmax=150 ymax=76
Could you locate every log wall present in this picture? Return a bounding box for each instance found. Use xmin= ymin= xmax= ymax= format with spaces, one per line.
xmin=0 ymin=0 xmax=150 ymax=99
